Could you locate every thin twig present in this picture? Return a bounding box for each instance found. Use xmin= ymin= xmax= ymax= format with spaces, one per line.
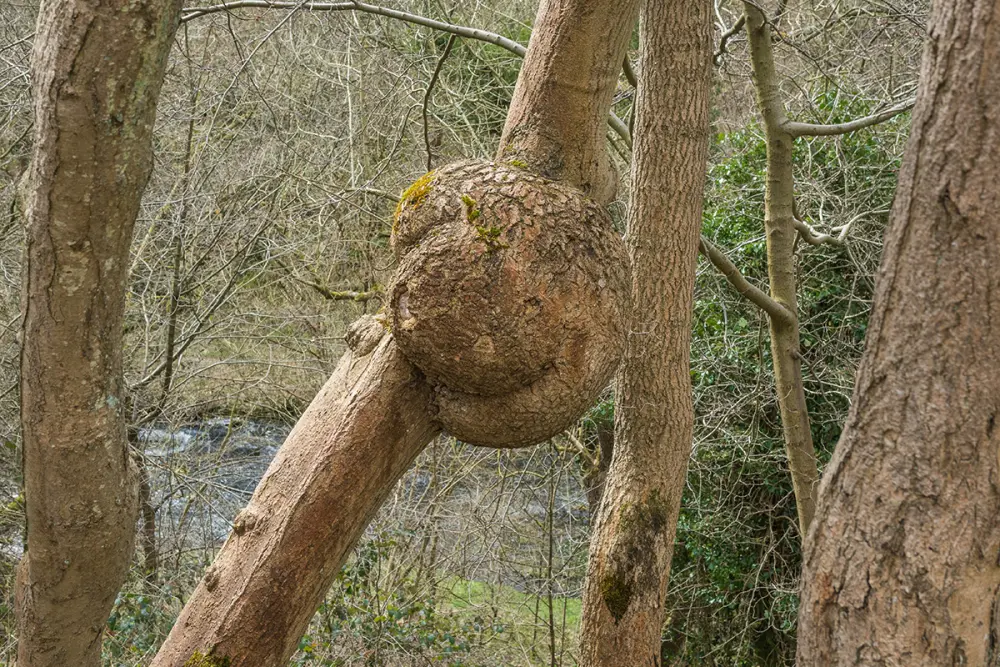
xmin=180 ymin=0 xmax=633 ymax=145
xmin=423 ymin=34 xmax=457 ymax=172
xmin=714 ymin=15 xmax=745 ymax=65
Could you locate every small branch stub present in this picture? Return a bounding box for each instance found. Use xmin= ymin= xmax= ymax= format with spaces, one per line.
xmin=390 ymin=160 xmax=630 ymax=447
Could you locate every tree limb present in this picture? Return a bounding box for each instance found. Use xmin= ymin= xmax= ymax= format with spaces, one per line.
xmin=714 ymin=14 xmax=745 ymax=64
xmin=699 ymin=236 xmax=795 ymax=325
xmin=784 ymin=99 xmax=915 ymax=137
xmin=180 ymin=0 xmax=633 ymax=145
xmin=298 ymin=278 xmax=382 ymax=303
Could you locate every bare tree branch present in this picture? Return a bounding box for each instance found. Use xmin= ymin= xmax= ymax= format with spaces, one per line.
xmin=784 ymin=99 xmax=915 ymax=137
xmin=699 ymin=236 xmax=795 ymax=325
xmin=714 ymin=14 xmax=745 ymax=65
xmin=423 ymin=34 xmax=457 ymax=172
xmin=298 ymin=279 xmax=382 ymax=303
xmin=793 ymin=211 xmax=883 ymax=247
xmin=180 ymin=0 xmax=633 ymax=146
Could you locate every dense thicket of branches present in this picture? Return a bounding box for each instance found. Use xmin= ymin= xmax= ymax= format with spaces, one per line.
xmin=0 ymin=0 xmax=926 ymax=664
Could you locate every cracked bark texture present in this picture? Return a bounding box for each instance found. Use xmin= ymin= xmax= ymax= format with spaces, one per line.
xmin=15 ymin=0 xmax=181 ymax=665
xmin=578 ymin=0 xmax=712 ymax=664
xmin=391 ymin=160 xmax=629 ymax=448
xmin=797 ymin=0 xmax=1000 ymax=663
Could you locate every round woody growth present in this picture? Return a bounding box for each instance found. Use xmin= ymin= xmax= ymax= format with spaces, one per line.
xmin=389 ymin=160 xmax=629 ymax=448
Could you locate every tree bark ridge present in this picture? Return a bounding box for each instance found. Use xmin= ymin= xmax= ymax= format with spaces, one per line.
xmin=797 ymin=0 xmax=1000 ymax=662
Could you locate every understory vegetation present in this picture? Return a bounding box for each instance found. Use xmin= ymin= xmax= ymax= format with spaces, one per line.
xmin=0 ymin=0 xmax=924 ymax=664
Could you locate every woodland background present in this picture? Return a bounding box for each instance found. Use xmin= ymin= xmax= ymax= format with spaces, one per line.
xmin=0 ymin=1 xmax=924 ymax=664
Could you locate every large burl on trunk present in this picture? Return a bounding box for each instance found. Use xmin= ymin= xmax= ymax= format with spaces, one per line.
xmin=797 ymin=0 xmax=1000 ymax=663
xmin=391 ymin=160 xmax=628 ymax=447
xmin=153 ymin=160 xmax=630 ymax=667
xmin=151 ymin=1 xmax=639 ymax=663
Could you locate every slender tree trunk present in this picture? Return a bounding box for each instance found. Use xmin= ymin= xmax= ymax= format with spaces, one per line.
xmin=743 ymin=5 xmax=820 ymax=536
xmin=498 ymin=0 xmax=640 ymax=204
xmin=797 ymin=0 xmax=1000 ymax=663
xmin=15 ymin=0 xmax=182 ymax=664
xmin=579 ymin=1 xmax=712 ymax=664
xmin=152 ymin=1 xmax=640 ymax=663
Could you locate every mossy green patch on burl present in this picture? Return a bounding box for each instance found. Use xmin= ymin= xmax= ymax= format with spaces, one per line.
xmin=393 ymin=171 xmax=437 ymax=233
xmin=183 ymin=652 xmax=231 ymax=667
xmin=506 ymin=158 xmax=529 ymax=169
xmin=475 ymin=225 xmax=507 ymax=251
xmin=460 ymin=194 xmax=481 ymax=223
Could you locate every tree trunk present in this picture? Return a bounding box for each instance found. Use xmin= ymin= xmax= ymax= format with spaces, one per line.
xmin=498 ymin=0 xmax=640 ymax=204
xmin=152 ymin=1 xmax=641 ymax=663
xmin=743 ymin=4 xmax=820 ymax=536
xmin=151 ymin=318 xmax=439 ymax=666
xmin=578 ymin=0 xmax=712 ymax=664
xmin=797 ymin=0 xmax=1000 ymax=663
xmin=15 ymin=1 xmax=181 ymax=665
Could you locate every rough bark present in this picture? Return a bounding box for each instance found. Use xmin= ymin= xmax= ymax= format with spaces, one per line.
xmin=390 ymin=160 xmax=629 ymax=447
xmin=743 ymin=5 xmax=820 ymax=536
xmin=578 ymin=0 xmax=712 ymax=664
xmin=498 ymin=0 xmax=640 ymax=204
xmin=151 ymin=317 xmax=440 ymax=666
xmin=797 ymin=0 xmax=1000 ymax=663
xmin=15 ymin=0 xmax=181 ymax=664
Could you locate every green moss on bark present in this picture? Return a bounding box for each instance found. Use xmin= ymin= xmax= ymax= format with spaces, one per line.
xmin=600 ymin=491 xmax=672 ymax=622
xmin=183 ymin=652 xmax=231 ymax=667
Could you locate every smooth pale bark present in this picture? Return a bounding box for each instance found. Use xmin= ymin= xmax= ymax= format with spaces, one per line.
xmin=152 ymin=318 xmax=439 ymax=666
xmin=797 ymin=0 xmax=1000 ymax=663
xmin=578 ymin=0 xmax=712 ymax=664
xmin=498 ymin=0 xmax=640 ymax=204
xmin=743 ymin=5 xmax=820 ymax=536
xmin=15 ymin=1 xmax=181 ymax=665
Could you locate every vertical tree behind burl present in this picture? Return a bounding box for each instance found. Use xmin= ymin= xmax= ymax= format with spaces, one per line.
xmin=700 ymin=2 xmax=914 ymax=536
xmin=15 ymin=0 xmax=182 ymax=665
xmin=151 ymin=1 xmax=639 ymax=664
xmin=797 ymin=0 xmax=1000 ymax=662
xmin=579 ymin=0 xmax=712 ymax=664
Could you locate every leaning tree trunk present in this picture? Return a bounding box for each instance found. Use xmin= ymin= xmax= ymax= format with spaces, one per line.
xmin=15 ymin=1 xmax=182 ymax=665
xmin=579 ymin=0 xmax=712 ymax=665
xmin=151 ymin=1 xmax=639 ymax=665
xmin=797 ymin=0 xmax=1000 ymax=663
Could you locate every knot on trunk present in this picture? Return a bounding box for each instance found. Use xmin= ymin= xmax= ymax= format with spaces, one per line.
xmin=389 ymin=160 xmax=629 ymax=447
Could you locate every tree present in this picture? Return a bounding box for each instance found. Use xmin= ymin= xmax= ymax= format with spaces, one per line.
xmin=699 ymin=2 xmax=914 ymax=537
xmin=15 ymin=0 xmax=182 ymax=664
xmin=150 ymin=0 xmax=640 ymax=663
xmin=578 ymin=0 xmax=712 ymax=664
xmin=797 ymin=0 xmax=1000 ymax=662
